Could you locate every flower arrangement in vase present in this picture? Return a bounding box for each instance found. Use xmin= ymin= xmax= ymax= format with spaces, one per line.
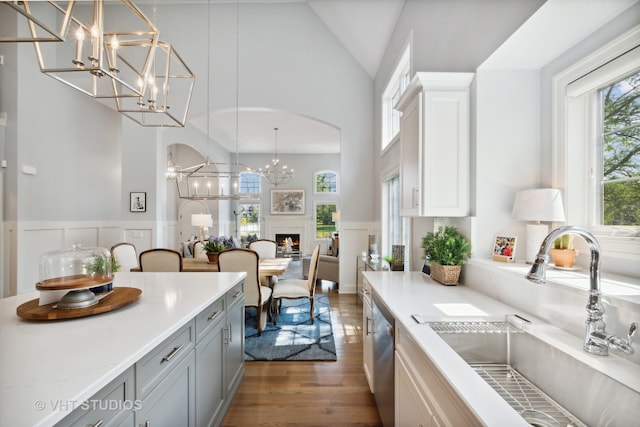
xmin=203 ymin=236 xmax=226 ymax=263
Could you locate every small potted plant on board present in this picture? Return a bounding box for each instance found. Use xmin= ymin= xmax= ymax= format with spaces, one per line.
xmin=550 ymin=234 xmax=577 ymax=268
xmin=203 ymin=236 xmax=226 ymax=263
xmin=421 ymin=226 xmax=472 ymax=285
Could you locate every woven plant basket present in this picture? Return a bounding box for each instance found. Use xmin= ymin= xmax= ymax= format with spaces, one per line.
xmin=430 ymin=263 xmax=461 ymax=286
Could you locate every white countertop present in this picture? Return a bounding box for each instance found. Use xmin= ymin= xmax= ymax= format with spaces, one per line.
xmin=364 ymin=271 xmax=532 ymax=426
xmin=0 ymin=271 xmax=245 ymax=427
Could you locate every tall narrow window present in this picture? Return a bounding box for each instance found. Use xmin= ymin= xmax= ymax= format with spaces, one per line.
xmin=382 ymin=172 xmax=404 ymax=259
xmin=382 ymin=42 xmax=411 ymax=150
xmin=238 ymin=203 xmax=260 ymax=239
xmin=315 ymin=203 xmax=337 ymax=238
xmin=599 ymin=70 xmax=640 ymax=225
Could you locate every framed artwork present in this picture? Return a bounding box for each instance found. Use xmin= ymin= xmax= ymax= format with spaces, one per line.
xmin=130 ymin=192 xmax=147 ymax=212
xmin=493 ymin=235 xmax=516 ymax=263
xmin=271 ymin=189 xmax=305 ymax=215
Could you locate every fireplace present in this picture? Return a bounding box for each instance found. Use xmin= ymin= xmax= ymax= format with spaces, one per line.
xmin=275 ymin=233 xmax=300 ymax=251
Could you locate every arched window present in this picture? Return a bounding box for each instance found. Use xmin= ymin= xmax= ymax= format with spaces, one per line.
xmin=314 ymin=170 xmax=338 ymax=193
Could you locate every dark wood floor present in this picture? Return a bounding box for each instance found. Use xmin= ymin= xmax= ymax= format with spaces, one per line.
xmin=221 ymin=283 xmax=383 ymax=427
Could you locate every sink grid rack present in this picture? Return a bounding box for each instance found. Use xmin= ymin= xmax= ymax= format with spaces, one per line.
xmin=470 ymin=364 xmax=586 ymax=427
xmin=425 ymin=320 xmax=524 ymax=334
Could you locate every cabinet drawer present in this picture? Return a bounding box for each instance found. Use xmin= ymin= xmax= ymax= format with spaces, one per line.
xmin=225 ymin=281 xmax=244 ymax=309
xmin=136 ymin=320 xmax=195 ymax=399
xmin=195 ymin=298 xmax=225 ymax=343
xmin=57 ymin=367 xmax=135 ymax=427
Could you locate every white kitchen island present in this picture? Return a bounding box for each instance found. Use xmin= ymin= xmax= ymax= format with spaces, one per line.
xmin=0 ymin=271 xmax=246 ymax=427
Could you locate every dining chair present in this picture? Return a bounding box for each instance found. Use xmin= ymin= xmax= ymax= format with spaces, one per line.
xmin=218 ymin=248 xmax=272 ymax=335
xmin=249 ymin=239 xmax=278 ymax=286
xmin=248 ymin=239 xmax=277 ymax=259
xmin=139 ymin=248 xmax=183 ymax=272
xmin=110 ymin=242 xmax=139 ymax=272
xmin=271 ymin=244 xmax=320 ymax=325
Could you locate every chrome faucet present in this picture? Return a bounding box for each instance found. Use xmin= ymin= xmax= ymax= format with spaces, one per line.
xmin=526 ymin=226 xmax=637 ymax=356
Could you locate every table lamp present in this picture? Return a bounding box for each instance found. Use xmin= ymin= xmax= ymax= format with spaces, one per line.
xmin=192 ymin=213 xmax=213 ymax=241
xmin=512 ymin=189 xmax=565 ymax=263
xmin=331 ymin=210 xmax=341 ymax=236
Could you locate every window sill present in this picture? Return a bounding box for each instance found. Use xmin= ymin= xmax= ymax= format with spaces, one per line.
xmin=468 ymin=258 xmax=640 ymax=306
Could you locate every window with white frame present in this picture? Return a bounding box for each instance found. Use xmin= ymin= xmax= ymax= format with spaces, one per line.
xmin=315 ymin=202 xmax=337 ymax=239
xmin=239 ymin=172 xmax=260 ymax=194
xmin=314 ymin=170 xmax=338 ymax=193
xmin=555 ymin=28 xmax=640 ymax=266
xmin=599 ymin=70 xmax=639 ymax=226
xmin=381 ymin=171 xmax=405 ymax=260
xmin=238 ymin=203 xmax=260 ymax=239
xmin=381 ymin=42 xmax=411 ymax=151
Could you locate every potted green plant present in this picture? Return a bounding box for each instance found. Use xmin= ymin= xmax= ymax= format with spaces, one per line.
xmin=550 ymin=234 xmax=577 ymax=268
xmin=421 ymin=226 xmax=472 ymax=285
xmin=203 ymin=236 xmax=226 ymax=263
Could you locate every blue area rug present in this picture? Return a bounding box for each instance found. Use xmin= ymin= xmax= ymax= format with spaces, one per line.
xmin=244 ymin=294 xmax=337 ymax=361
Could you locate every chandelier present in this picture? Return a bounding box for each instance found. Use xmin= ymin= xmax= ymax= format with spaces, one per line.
xmin=260 ymin=127 xmax=294 ymax=187
xmin=0 ymin=1 xmax=74 ymax=43
xmin=167 ymin=0 xmax=258 ymax=201
xmin=116 ymin=39 xmax=195 ymax=127
xmin=32 ymin=0 xmax=159 ymax=99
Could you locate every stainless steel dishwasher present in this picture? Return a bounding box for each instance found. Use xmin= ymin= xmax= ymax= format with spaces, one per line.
xmin=372 ymin=294 xmax=394 ymax=427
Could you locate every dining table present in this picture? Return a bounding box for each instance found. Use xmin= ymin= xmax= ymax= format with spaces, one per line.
xmin=182 ymin=257 xmax=292 ymax=278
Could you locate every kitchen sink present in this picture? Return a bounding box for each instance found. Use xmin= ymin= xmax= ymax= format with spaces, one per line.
xmin=427 ymin=316 xmax=640 ymax=427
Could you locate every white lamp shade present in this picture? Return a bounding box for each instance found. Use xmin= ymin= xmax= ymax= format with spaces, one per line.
xmin=191 ymin=213 xmax=212 ymax=227
xmin=332 ymin=211 xmax=341 ymax=222
xmin=512 ymin=189 xmax=565 ymax=222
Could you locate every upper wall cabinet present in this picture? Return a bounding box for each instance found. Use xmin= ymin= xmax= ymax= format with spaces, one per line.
xmin=396 ymin=72 xmax=474 ymax=217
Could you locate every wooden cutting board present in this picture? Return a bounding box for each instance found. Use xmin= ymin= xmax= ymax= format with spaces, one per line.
xmin=16 ymin=287 xmax=142 ymax=321
xmin=36 ymin=274 xmax=113 ymax=291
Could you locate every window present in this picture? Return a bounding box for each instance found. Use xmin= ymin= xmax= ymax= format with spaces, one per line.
xmin=381 ymin=41 xmax=411 ymax=150
xmin=381 ymin=171 xmax=405 ymax=260
xmin=599 ymin=71 xmax=640 ymax=225
xmin=238 ymin=203 xmax=260 ymax=239
xmin=239 ymin=172 xmax=260 ymax=194
xmin=314 ymin=170 xmax=338 ymax=193
xmin=315 ymin=203 xmax=337 ymax=239
xmin=554 ymin=27 xmax=640 ymax=272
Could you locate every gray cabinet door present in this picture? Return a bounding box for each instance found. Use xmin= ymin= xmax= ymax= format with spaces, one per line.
xmin=226 ymin=298 xmax=245 ymax=397
xmin=196 ymin=316 xmax=225 ymax=427
xmin=136 ymin=349 xmax=196 ymax=427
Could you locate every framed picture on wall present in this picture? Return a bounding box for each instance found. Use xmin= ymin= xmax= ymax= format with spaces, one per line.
xmin=270 ymin=189 xmax=305 ymax=214
xmin=493 ymin=235 xmax=516 ymax=263
xmin=130 ymin=192 xmax=147 ymax=212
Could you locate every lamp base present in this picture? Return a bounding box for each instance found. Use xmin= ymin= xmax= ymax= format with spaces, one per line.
xmin=526 ymin=223 xmax=549 ymax=264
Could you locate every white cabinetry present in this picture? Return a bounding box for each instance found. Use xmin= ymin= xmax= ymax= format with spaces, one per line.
xmin=395 ymin=323 xmax=481 ymax=427
xmin=362 ymin=278 xmax=374 ymax=393
xmin=396 ymin=72 xmax=474 ymax=217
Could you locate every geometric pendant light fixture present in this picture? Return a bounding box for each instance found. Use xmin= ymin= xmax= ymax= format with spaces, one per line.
xmin=116 ymin=40 xmax=195 ymax=127
xmin=0 ymin=1 xmax=75 ymax=43
xmin=31 ymin=0 xmax=159 ymax=99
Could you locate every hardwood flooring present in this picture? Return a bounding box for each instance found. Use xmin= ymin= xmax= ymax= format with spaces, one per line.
xmin=221 ymin=283 xmax=383 ymax=427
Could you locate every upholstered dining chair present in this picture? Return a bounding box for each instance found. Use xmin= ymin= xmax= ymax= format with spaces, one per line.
xmin=248 ymin=239 xmax=277 ymax=259
xmin=139 ymin=248 xmax=183 ymax=272
xmin=110 ymin=242 xmax=139 ymax=272
xmin=248 ymin=239 xmax=278 ymax=286
xmin=271 ymin=244 xmax=320 ymax=325
xmin=218 ymin=248 xmax=272 ymax=335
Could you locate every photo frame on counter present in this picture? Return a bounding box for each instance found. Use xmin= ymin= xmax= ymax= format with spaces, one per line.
xmin=493 ymin=235 xmax=516 ymax=263
xmin=130 ymin=192 xmax=146 ymax=212
xmin=270 ymin=189 xmax=305 ymax=214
